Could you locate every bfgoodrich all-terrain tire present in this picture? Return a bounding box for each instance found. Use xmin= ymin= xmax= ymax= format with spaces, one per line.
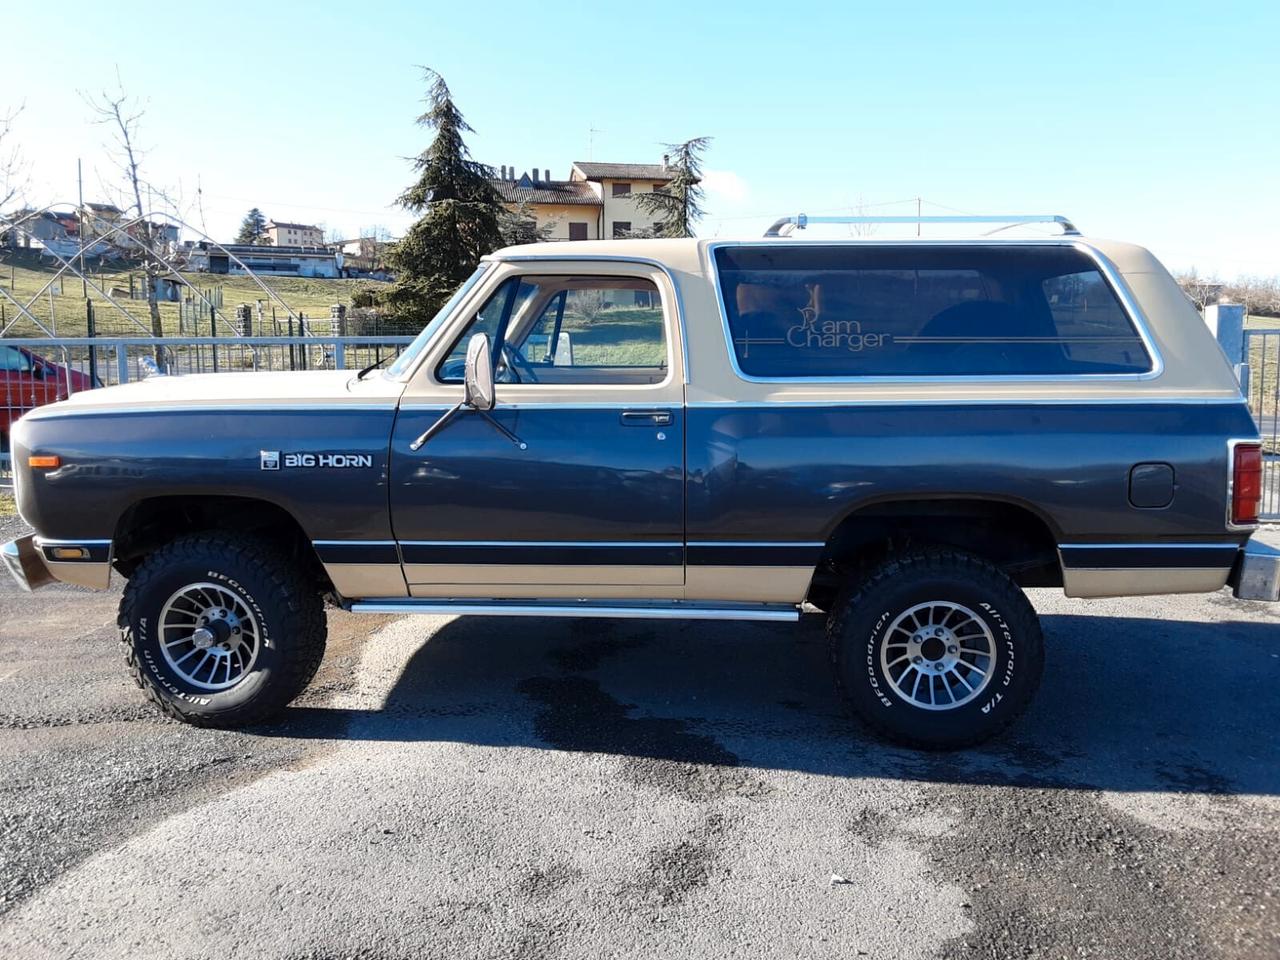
xmin=827 ymin=549 xmax=1044 ymax=749
xmin=118 ymin=533 xmax=326 ymax=727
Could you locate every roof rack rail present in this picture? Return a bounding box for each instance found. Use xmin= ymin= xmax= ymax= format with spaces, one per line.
xmin=762 ymin=214 xmax=1079 ymax=238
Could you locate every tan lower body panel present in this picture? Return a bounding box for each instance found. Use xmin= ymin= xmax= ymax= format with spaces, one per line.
xmin=323 ymin=562 xmax=408 ymax=599
xmin=685 ymin=565 xmax=813 ymax=604
xmin=1062 ymin=567 xmax=1230 ymax=599
xmin=409 ymin=581 xmax=685 ymax=599
xmin=334 ymin=561 xmax=813 ymax=604
xmin=402 ymin=562 xmax=683 ymax=587
xmin=44 ymin=559 xmax=112 ymax=590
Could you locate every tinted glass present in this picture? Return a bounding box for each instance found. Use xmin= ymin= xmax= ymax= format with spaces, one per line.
xmin=714 ymin=245 xmax=1151 ymax=377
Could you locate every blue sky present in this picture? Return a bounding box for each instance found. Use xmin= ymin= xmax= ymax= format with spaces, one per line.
xmin=5 ymin=0 xmax=1278 ymax=276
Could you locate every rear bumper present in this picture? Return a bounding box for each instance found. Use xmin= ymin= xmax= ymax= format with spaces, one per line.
xmin=2 ymin=536 xmax=56 ymax=592
xmin=1232 ymin=539 xmax=1280 ymax=601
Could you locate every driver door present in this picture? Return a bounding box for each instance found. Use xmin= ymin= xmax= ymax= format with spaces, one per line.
xmin=389 ymin=263 xmax=686 ymax=597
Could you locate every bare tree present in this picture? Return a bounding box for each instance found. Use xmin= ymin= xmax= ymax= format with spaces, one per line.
xmin=84 ymin=79 xmax=165 ymax=350
xmin=0 ymin=103 xmax=26 ymax=214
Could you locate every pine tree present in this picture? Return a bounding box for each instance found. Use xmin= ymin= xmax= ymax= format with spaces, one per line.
xmin=632 ymin=137 xmax=712 ymax=239
xmin=385 ymin=69 xmax=504 ymax=318
xmin=235 ymin=207 xmax=267 ymax=245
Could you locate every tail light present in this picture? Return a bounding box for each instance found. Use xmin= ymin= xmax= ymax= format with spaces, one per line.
xmin=1231 ymin=441 xmax=1263 ymax=527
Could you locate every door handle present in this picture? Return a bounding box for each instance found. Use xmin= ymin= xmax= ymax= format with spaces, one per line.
xmin=620 ymin=409 xmax=673 ymax=426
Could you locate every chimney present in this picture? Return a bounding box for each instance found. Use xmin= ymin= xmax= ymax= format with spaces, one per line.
xmin=500 ymin=165 xmax=507 ymax=179
xmin=545 ymin=169 xmax=551 ymax=182
xmin=662 ymin=154 xmax=669 ymax=168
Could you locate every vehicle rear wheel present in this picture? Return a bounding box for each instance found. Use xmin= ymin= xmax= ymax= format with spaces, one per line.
xmin=118 ymin=532 xmax=326 ymax=727
xmin=827 ymin=548 xmax=1044 ymax=749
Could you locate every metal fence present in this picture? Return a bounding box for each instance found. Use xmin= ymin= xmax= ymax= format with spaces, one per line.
xmin=1244 ymin=328 xmax=1280 ymax=519
xmin=1 ymin=334 xmax=415 ymax=488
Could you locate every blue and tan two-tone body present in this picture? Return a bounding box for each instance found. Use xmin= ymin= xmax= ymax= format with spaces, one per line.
xmin=5 ymin=235 xmax=1267 ymax=606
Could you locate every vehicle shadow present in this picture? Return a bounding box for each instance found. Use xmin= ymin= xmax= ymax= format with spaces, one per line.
xmin=263 ymin=611 xmax=1280 ymax=797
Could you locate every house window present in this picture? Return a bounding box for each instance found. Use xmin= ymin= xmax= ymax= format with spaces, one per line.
xmin=612 ymin=182 xmax=631 ymax=197
xmin=612 ymin=221 xmax=632 ymax=238
xmin=569 ymin=222 xmax=589 ymax=241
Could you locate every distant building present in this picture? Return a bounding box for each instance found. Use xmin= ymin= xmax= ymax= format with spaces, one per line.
xmin=264 ymin=220 xmax=324 ymax=246
xmin=80 ymin=202 xmax=124 ymax=242
xmin=490 ymin=160 xmax=673 ymax=241
xmin=188 ymin=242 xmax=339 ymax=278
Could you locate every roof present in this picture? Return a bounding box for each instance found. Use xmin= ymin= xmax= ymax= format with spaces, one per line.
xmin=572 ymin=162 xmax=672 ymax=182
xmin=264 ymin=220 xmax=321 ymax=231
xmin=85 ymin=202 xmax=123 ymax=213
xmin=491 ymin=178 xmax=601 ymax=207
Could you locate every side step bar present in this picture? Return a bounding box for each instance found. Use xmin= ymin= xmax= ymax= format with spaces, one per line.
xmin=348 ymin=599 xmax=800 ymax=622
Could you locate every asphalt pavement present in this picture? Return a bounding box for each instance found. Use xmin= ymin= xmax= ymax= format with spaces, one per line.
xmin=1 ymin=510 xmax=1277 ymax=959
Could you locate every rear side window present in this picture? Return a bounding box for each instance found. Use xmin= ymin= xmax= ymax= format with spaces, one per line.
xmin=714 ymin=245 xmax=1151 ymax=378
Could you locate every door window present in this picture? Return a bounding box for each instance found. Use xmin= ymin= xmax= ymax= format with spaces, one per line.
xmin=437 ymin=275 xmax=668 ymax=385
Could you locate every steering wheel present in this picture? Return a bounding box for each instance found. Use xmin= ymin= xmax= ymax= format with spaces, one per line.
xmin=500 ymin=343 xmax=539 ymax=383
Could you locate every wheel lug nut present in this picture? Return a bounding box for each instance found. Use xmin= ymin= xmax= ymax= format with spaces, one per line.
xmin=912 ymin=656 xmax=922 ymax=664
xmin=948 ymin=645 xmax=958 ymax=654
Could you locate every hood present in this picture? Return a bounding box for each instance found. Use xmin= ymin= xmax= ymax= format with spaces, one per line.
xmin=24 ymin=368 xmax=404 ymax=418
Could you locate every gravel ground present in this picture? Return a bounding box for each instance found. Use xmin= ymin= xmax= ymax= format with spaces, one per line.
xmin=0 ymin=512 xmax=1277 ymax=958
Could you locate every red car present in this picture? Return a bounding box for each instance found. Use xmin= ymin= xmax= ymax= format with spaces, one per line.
xmin=1 ymin=345 xmax=96 ymax=450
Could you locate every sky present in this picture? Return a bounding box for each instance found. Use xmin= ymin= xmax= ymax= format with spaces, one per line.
xmin=3 ymin=0 xmax=1278 ymax=278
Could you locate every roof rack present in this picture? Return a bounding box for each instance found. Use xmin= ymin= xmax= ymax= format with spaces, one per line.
xmin=762 ymin=214 xmax=1079 ymax=238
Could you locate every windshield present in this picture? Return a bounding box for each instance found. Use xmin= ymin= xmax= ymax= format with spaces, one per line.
xmin=385 ymin=265 xmax=490 ymax=378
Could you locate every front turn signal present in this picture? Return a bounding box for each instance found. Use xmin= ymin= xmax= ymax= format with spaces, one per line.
xmin=28 ymin=455 xmax=61 ymax=469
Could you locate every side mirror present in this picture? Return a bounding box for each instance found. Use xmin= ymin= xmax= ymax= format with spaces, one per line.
xmin=463 ymin=332 xmax=495 ymax=411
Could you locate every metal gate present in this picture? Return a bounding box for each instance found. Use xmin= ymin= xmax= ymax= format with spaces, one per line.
xmin=1244 ymin=328 xmax=1280 ymax=520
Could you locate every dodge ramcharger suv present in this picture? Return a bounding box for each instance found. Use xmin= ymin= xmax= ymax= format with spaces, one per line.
xmin=6 ymin=215 xmax=1278 ymax=748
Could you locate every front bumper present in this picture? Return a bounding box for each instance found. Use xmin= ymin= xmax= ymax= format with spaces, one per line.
xmin=1233 ymin=539 xmax=1280 ymax=601
xmin=2 ymin=536 xmax=56 ymax=592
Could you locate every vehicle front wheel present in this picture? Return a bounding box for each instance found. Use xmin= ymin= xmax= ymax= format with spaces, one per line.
xmin=827 ymin=549 xmax=1044 ymax=749
xmin=118 ymin=533 xmax=326 ymax=727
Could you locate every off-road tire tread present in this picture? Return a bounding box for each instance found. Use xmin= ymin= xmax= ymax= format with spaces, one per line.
xmin=826 ymin=547 xmax=1044 ymax=750
xmin=118 ymin=532 xmax=325 ymax=727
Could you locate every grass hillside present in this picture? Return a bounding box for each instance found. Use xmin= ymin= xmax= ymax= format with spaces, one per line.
xmin=0 ymin=252 xmax=374 ymax=338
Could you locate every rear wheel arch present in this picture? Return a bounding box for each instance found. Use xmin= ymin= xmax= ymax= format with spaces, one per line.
xmin=806 ymin=496 xmax=1063 ymax=609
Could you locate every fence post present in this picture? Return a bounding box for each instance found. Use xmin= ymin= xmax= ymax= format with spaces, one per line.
xmin=1206 ymin=302 xmax=1246 ymax=385
xmin=116 ymin=345 xmax=130 ymax=384
xmin=235 ymin=303 xmax=252 ymax=337
xmin=86 ymin=300 xmax=98 ymax=386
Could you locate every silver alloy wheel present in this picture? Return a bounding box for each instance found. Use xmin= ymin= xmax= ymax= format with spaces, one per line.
xmin=158 ymin=582 xmax=261 ymax=691
xmin=880 ymin=600 xmax=996 ymax=711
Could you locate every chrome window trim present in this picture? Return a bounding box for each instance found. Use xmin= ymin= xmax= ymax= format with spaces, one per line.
xmin=1227 ymin=436 xmax=1263 ymax=532
xmin=485 ymin=254 xmax=691 ymax=385
xmin=397 ymin=401 xmax=670 ymax=412
xmin=703 ymin=239 xmax=1165 ymax=385
xmin=25 ymin=403 xmax=399 ymax=419
xmin=397 ymin=539 xmax=684 ymax=547
xmin=1057 ymin=541 xmax=1241 ymax=550
xmin=686 ymin=540 xmax=824 ymax=547
xmin=685 ymin=397 xmax=1243 ymax=408
xmin=33 ymin=537 xmax=113 ymax=546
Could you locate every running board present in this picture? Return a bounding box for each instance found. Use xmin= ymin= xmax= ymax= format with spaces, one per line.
xmin=348 ymin=599 xmax=800 ymax=622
